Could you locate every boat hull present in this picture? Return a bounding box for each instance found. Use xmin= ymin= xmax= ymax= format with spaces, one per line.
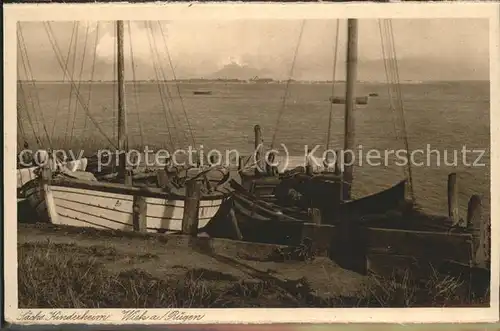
xmin=24 ymin=181 xmax=224 ymax=233
xmin=230 ymin=178 xmax=408 ymax=228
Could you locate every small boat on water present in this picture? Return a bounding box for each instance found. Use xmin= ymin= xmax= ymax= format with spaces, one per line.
xmin=193 ymin=90 xmax=212 ymax=95
xmin=329 ymin=95 xmax=369 ymax=105
xmin=368 ymin=92 xmax=379 ymax=97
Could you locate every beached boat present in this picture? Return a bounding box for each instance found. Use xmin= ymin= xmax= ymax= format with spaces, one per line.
xmin=24 ymin=167 xmax=228 ymax=233
xmin=222 ymin=178 xmax=407 ymax=245
xmin=22 ymin=21 xmax=229 ymax=233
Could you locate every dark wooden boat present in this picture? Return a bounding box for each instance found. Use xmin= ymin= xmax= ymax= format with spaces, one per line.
xmin=230 ymin=176 xmax=408 ymax=231
xmin=201 ymin=178 xmax=479 ymax=277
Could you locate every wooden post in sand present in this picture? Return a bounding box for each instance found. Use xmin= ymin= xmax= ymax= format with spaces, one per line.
xmin=39 ymin=155 xmax=59 ymax=224
xmin=334 ymin=150 xmax=342 ymax=176
xmin=305 ymin=164 xmax=314 ymax=176
xmin=156 ymin=168 xmax=169 ymax=190
xmin=447 ymin=172 xmax=459 ymax=225
xmin=309 ymin=208 xmax=322 ymax=225
xmin=229 ymin=208 xmax=243 ymax=240
xmin=182 ymin=180 xmax=202 ymax=236
xmin=467 ymin=194 xmax=489 ymax=268
xmin=254 ymin=125 xmax=262 ymax=175
xmin=40 ymin=161 xmax=52 ymax=184
xmin=125 ymin=169 xmax=133 ymax=186
xmin=132 ymin=195 xmax=147 ymax=232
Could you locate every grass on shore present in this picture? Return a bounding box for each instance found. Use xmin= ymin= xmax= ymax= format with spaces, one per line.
xmin=18 ymin=241 xmax=489 ymax=308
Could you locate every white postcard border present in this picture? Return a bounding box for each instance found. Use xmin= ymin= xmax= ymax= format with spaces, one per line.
xmin=4 ymin=2 xmax=500 ymax=324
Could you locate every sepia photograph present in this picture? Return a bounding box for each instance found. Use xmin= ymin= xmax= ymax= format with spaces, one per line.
xmin=4 ymin=3 xmax=499 ymax=324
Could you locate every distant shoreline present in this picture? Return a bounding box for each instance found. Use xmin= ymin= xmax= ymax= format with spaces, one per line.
xmin=17 ymin=79 xmax=488 ymax=84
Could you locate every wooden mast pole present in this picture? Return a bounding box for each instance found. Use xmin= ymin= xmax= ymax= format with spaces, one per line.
xmin=343 ymin=19 xmax=358 ymax=200
xmin=116 ymin=21 xmax=129 ymax=183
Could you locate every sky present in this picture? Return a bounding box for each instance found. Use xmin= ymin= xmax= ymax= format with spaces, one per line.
xmin=17 ymin=19 xmax=489 ymax=82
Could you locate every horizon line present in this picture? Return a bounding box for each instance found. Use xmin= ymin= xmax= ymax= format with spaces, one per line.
xmin=17 ymin=78 xmax=489 ymax=83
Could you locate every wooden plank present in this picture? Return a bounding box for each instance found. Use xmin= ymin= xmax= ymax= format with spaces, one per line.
xmin=18 ymin=223 xmax=295 ymax=262
xmin=296 ymin=222 xmax=475 ymax=267
xmin=366 ymin=227 xmax=473 ymax=265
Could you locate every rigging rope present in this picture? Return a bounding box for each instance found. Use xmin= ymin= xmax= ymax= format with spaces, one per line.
xmin=154 ymin=24 xmax=188 ymax=149
xmin=44 ymin=22 xmax=117 ymax=149
xmin=147 ymin=21 xmax=185 ymax=148
xmin=69 ymin=23 xmax=91 ymax=149
xmin=378 ymin=19 xmax=415 ymax=203
xmin=112 ymin=24 xmax=117 ymax=145
xmin=270 ymin=20 xmax=306 ymax=149
xmin=17 ymin=79 xmax=42 ymax=148
xmin=18 ymin=25 xmax=53 ymax=149
xmin=127 ymin=22 xmax=145 ymax=149
xmin=64 ymin=22 xmax=80 ymax=148
xmin=157 ymin=21 xmax=197 ymax=148
xmin=325 ymin=19 xmax=340 ymax=152
xmin=388 ymin=20 xmax=415 ymax=203
xmin=378 ymin=21 xmax=400 ymax=147
xmin=50 ymin=22 xmax=78 ymax=142
xmin=82 ymin=22 xmax=100 ymax=146
xmin=17 ymin=102 xmax=28 ymax=148
xmin=144 ymin=21 xmax=177 ymax=150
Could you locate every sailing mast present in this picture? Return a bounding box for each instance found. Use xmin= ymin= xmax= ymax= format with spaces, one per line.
xmin=116 ymin=20 xmax=129 ymax=183
xmin=343 ymin=19 xmax=357 ymax=200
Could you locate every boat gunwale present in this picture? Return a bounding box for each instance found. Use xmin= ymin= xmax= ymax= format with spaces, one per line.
xmin=49 ymin=178 xmax=227 ymax=201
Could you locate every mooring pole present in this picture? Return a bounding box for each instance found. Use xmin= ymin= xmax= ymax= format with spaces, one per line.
xmin=116 ymin=20 xmax=130 ymax=184
xmin=254 ymin=125 xmax=263 ymax=175
xmin=447 ymin=173 xmax=459 ymax=225
xmin=229 ymin=208 xmax=243 ymax=240
xmin=343 ymin=19 xmax=358 ymax=200
xmin=182 ymin=180 xmax=202 ymax=236
xmin=467 ymin=194 xmax=488 ymax=268
xmin=334 ymin=150 xmax=342 ymax=176
xmin=238 ymin=156 xmax=243 ymax=172
xmin=40 ymin=154 xmax=59 ymax=224
xmin=309 ymin=208 xmax=322 ymax=225
xmin=132 ymin=195 xmax=147 ymax=232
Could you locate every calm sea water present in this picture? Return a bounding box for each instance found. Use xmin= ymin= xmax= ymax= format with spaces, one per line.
xmin=17 ymin=81 xmax=490 ymax=218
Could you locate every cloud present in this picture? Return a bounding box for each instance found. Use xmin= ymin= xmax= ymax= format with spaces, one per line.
xmin=18 ymin=18 xmax=489 ymax=81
